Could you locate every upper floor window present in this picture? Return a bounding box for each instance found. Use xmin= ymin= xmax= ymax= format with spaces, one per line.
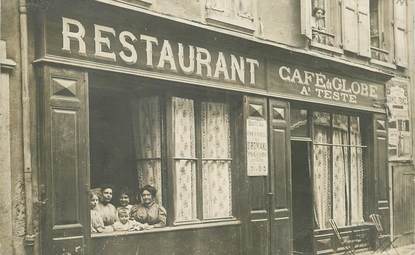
xmin=301 ymin=0 xmax=343 ymax=52
xmin=205 ymin=0 xmax=255 ymax=33
xmin=301 ymin=0 xmax=408 ymax=67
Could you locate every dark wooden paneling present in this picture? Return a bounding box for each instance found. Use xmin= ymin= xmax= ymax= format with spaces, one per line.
xmin=92 ymin=225 xmax=242 ymax=255
xmin=41 ymin=66 xmax=90 ymax=255
xmin=269 ymin=100 xmax=292 ymax=255
xmin=244 ymin=96 xmax=270 ymax=255
xmin=373 ymin=114 xmax=389 ymax=233
xmin=393 ymin=165 xmax=415 ymax=246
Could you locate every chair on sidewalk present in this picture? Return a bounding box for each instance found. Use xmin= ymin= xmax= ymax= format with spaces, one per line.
xmin=369 ymin=214 xmax=399 ymax=254
xmin=329 ymin=219 xmax=356 ymax=255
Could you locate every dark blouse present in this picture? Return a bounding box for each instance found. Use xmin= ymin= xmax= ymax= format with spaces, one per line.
xmin=130 ymin=201 xmax=167 ymax=227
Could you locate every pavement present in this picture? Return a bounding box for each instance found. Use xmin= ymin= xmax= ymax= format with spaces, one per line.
xmin=358 ymin=244 xmax=415 ymax=255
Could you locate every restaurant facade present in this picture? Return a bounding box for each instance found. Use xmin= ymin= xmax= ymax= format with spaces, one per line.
xmin=1 ymin=0 xmax=414 ymax=254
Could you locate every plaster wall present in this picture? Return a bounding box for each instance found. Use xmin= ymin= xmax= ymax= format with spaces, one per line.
xmin=1 ymin=0 xmax=26 ymax=254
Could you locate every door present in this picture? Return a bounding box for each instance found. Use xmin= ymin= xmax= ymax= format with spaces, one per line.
xmin=392 ymin=165 xmax=415 ymax=246
xmin=244 ymin=97 xmax=292 ymax=255
xmin=291 ymin=141 xmax=313 ymax=254
xmin=40 ymin=66 xmax=90 ymax=255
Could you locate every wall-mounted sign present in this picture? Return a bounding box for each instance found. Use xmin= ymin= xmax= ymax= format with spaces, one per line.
xmin=246 ymin=118 xmax=268 ymax=176
xmin=387 ymin=79 xmax=411 ymax=160
xmin=267 ymin=62 xmax=385 ymax=109
xmin=43 ymin=9 xmax=265 ymax=89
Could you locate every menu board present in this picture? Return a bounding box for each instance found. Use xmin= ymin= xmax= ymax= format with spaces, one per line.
xmin=246 ymin=118 xmax=268 ymax=176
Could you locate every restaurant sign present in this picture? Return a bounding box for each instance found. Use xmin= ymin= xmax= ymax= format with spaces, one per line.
xmin=43 ymin=14 xmax=265 ymax=89
xmin=268 ymin=62 xmax=385 ymax=109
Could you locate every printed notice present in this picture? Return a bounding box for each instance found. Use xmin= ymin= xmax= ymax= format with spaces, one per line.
xmin=247 ymin=118 xmax=268 ymax=176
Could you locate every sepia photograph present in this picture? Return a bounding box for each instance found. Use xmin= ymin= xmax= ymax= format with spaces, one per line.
xmin=0 ymin=0 xmax=415 ymax=254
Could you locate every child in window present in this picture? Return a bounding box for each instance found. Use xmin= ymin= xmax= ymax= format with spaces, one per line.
xmin=90 ymin=191 xmax=113 ymax=233
xmin=117 ymin=189 xmax=133 ymax=216
xmin=113 ymin=208 xmax=143 ymax=232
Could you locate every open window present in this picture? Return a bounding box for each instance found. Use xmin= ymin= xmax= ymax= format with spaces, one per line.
xmin=89 ymin=79 xmax=240 ymax=236
xmin=301 ymin=0 xmax=343 ymax=52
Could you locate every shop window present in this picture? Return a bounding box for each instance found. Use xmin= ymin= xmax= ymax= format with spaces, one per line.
xmin=172 ymin=97 xmax=232 ymax=223
xmin=205 ymin=0 xmax=255 ymax=33
xmin=90 ymin=88 xmax=235 ymax=235
xmin=312 ymin=112 xmax=366 ymax=229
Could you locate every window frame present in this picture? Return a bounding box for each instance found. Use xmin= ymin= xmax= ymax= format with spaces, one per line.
xmin=165 ymin=91 xmax=240 ymax=226
xmin=290 ymin=104 xmax=370 ymax=230
xmin=89 ymin=85 xmax=242 ymax=238
xmin=369 ymin=0 xmax=396 ymax=67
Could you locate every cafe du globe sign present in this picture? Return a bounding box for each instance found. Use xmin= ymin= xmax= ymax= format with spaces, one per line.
xmin=44 ymin=15 xmax=384 ymax=111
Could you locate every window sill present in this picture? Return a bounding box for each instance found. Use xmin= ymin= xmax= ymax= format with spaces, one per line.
xmin=310 ymin=41 xmax=343 ymax=55
xmin=205 ymin=9 xmax=255 ymax=34
xmin=91 ymin=219 xmax=241 ymax=239
xmin=369 ymin=58 xmax=397 ymax=69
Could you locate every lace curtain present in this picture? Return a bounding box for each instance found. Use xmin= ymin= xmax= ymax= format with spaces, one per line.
xmin=131 ymin=96 xmax=163 ymax=204
xmin=201 ymin=102 xmax=232 ymax=219
xmin=313 ymin=113 xmax=364 ymax=229
xmin=350 ymin=116 xmax=364 ymax=224
xmin=173 ymin=97 xmax=197 ymax=222
xmin=313 ymin=112 xmax=331 ymax=229
xmin=332 ymin=114 xmax=349 ymax=227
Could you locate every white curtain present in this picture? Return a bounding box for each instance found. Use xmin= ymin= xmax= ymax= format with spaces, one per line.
xmin=201 ymin=102 xmax=232 ymax=219
xmin=172 ymin=97 xmax=197 ymax=222
xmin=131 ymin=96 xmax=163 ymax=204
xmin=332 ymin=114 xmax=349 ymax=227
xmin=350 ymin=116 xmax=364 ymax=224
xmin=313 ymin=113 xmax=364 ymax=229
xmin=313 ymin=112 xmax=331 ymax=229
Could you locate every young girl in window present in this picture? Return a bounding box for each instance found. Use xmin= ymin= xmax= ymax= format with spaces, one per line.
xmin=90 ymin=191 xmax=113 ymax=233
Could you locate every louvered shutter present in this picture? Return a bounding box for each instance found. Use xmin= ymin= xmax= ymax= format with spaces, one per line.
xmin=393 ymin=0 xmax=408 ymax=67
xmin=358 ymin=0 xmax=370 ymax=57
xmin=342 ymin=0 xmax=359 ymax=52
xmin=301 ymin=0 xmax=312 ymax=39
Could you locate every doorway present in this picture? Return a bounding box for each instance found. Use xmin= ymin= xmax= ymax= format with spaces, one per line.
xmin=291 ymin=141 xmax=314 ymax=254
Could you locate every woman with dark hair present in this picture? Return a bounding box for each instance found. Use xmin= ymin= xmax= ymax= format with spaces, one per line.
xmin=96 ymin=185 xmax=117 ymax=226
xmin=130 ymin=185 xmax=167 ymax=228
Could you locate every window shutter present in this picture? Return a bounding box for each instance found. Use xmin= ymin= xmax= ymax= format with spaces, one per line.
xmin=301 ymin=0 xmax=312 ymax=39
xmin=342 ymin=0 xmax=359 ymax=52
xmin=41 ymin=66 xmax=90 ymax=255
xmin=357 ymin=0 xmax=370 ymax=57
xmin=373 ymin=114 xmax=390 ymax=234
xmin=393 ymin=0 xmax=408 ymax=67
xmin=243 ymin=96 xmax=270 ymax=255
xmin=268 ymin=99 xmax=292 ymax=255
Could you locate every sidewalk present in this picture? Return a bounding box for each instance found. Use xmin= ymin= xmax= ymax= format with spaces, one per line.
xmin=358 ymin=244 xmax=415 ymax=255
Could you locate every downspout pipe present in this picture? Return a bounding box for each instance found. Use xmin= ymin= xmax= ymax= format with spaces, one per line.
xmin=19 ymin=0 xmax=35 ymax=252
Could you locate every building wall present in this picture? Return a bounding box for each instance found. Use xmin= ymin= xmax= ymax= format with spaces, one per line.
xmin=0 ymin=0 xmax=414 ymax=254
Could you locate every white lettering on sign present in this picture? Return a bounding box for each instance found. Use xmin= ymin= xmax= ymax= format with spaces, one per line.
xmin=246 ymin=118 xmax=268 ymax=176
xmin=277 ymin=65 xmax=379 ymax=104
xmin=62 ymin=17 xmax=86 ymax=55
xmin=61 ymin=17 xmax=259 ymax=85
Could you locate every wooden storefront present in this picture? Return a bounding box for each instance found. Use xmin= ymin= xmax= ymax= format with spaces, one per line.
xmin=35 ymin=1 xmax=392 ymax=254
